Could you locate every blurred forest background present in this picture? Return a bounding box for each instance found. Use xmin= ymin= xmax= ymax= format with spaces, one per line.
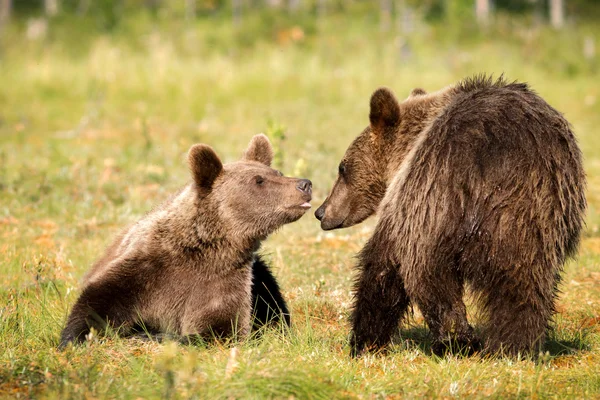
xmin=1 ymin=1 xmax=600 ymax=398
xmin=1 ymin=0 xmax=599 ymax=28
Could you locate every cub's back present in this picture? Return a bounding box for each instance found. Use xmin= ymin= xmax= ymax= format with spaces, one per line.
xmin=82 ymin=185 xmax=193 ymax=286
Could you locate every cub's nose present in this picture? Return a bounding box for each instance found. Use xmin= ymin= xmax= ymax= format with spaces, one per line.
xmin=315 ymin=205 xmax=325 ymax=221
xmin=296 ymin=179 xmax=312 ymax=195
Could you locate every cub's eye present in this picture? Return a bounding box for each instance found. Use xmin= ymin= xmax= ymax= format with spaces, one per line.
xmin=255 ymin=176 xmax=265 ymax=185
xmin=338 ymin=163 xmax=346 ymax=176
xmin=277 ymin=171 xmax=284 ymax=177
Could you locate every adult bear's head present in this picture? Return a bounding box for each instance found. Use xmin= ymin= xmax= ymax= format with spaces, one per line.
xmin=315 ymin=87 xmax=426 ymax=230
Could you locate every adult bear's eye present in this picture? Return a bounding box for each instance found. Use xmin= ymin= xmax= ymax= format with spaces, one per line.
xmin=255 ymin=176 xmax=265 ymax=185
xmin=338 ymin=163 xmax=346 ymax=176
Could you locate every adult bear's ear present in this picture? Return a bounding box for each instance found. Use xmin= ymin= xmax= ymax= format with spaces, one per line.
xmin=188 ymin=144 xmax=223 ymax=191
xmin=242 ymin=134 xmax=273 ymax=166
xmin=369 ymin=87 xmax=400 ymax=133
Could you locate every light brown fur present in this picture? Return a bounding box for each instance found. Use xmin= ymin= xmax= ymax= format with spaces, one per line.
xmin=60 ymin=135 xmax=312 ymax=347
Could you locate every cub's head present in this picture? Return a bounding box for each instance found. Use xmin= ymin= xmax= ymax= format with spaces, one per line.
xmin=315 ymin=87 xmax=404 ymax=230
xmin=188 ymin=134 xmax=312 ymax=238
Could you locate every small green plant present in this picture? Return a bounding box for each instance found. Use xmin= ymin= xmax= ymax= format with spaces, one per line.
xmin=265 ymin=118 xmax=286 ymax=171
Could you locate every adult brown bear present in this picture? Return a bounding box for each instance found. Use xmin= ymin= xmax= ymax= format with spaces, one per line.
xmin=60 ymin=134 xmax=312 ymax=348
xmin=315 ymin=76 xmax=586 ymax=357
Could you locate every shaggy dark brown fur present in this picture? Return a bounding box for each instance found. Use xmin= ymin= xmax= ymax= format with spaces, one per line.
xmin=315 ymin=75 xmax=586 ymax=357
xmin=60 ymin=134 xmax=311 ymax=348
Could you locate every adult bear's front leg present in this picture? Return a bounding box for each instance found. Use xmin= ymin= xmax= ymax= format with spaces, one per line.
xmin=350 ymin=239 xmax=409 ymax=357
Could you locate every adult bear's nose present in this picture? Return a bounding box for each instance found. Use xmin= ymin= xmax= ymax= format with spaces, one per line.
xmin=314 ymin=205 xmax=325 ymax=221
xmin=296 ymin=179 xmax=312 ymax=195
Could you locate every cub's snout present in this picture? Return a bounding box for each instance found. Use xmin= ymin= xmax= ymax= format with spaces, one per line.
xmin=296 ymin=179 xmax=312 ymax=196
xmin=294 ymin=178 xmax=312 ymax=210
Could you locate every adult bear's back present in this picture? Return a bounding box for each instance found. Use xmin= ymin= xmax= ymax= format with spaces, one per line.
xmin=384 ymin=76 xmax=585 ymax=268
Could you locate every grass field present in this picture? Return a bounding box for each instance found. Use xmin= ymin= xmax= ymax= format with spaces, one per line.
xmin=1 ymin=11 xmax=600 ymax=398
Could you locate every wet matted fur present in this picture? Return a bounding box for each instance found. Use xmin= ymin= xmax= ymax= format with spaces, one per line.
xmin=315 ymin=75 xmax=586 ymax=358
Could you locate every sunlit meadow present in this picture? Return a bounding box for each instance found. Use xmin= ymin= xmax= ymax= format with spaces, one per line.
xmin=1 ymin=9 xmax=599 ymax=398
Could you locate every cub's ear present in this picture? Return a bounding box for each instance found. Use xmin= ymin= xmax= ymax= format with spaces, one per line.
xmin=242 ymin=134 xmax=273 ymax=166
xmin=188 ymin=144 xmax=223 ymax=191
xmin=369 ymin=87 xmax=400 ymax=132
xmin=410 ymin=88 xmax=427 ymax=97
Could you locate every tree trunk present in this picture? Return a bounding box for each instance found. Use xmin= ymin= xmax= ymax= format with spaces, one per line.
xmin=380 ymin=0 xmax=392 ymax=32
xmin=396 ymin=0 xmax=413 ymax=34
xmin=45 ymin=0 xmax=59 ymax=16
xmin=0 ymin=0 xmax=11 ymax=24
xmin=583 ymin=36 xmax=595 ymax=61
xmin=550 ymin=0 xmax=564 ymax=29
xmin=265 ymin=0 xmax=282 ymax=8
xmin=186 ymin=0 xmax=196 ymax=20
xmin=317 ymin=0 xmax=325 ymax=18
xmin=475 ymin=0 xmax=489 ymax=26
xmin=77 ymin=0 xmax=90 ymax=15
xmin=288 ymin=0 xmax=300 ymax=13
xmin=233 ymin=0 xmax=241 ymax=26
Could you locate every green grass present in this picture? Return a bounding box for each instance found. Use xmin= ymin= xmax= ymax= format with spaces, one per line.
xmin=1 ymin=11 xmax=600 ymax=399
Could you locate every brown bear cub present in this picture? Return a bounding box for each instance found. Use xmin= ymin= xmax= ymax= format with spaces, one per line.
xmin=315 ymin=76 xmax=586 ymax=358
xmin=60 ymin=134 xmax=312 ymax=348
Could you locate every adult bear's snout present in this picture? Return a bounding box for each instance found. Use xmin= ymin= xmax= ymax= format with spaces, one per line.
xmin=314 ymin=204 xmax=325 ymax=221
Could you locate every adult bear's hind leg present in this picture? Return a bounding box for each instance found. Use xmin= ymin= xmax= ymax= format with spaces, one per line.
xmin=478 ymin=259 xmax=556 ymax=357
xmin=405 ymin=260 xmax=480 ymax=357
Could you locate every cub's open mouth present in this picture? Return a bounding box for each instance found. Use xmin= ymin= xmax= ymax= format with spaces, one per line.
xmin=289 ymin=200 xmax=311 ymax=210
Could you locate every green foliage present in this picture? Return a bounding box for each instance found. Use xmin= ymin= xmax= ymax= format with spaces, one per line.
xmin=266 ymin=119 xmax=286 ymax=171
